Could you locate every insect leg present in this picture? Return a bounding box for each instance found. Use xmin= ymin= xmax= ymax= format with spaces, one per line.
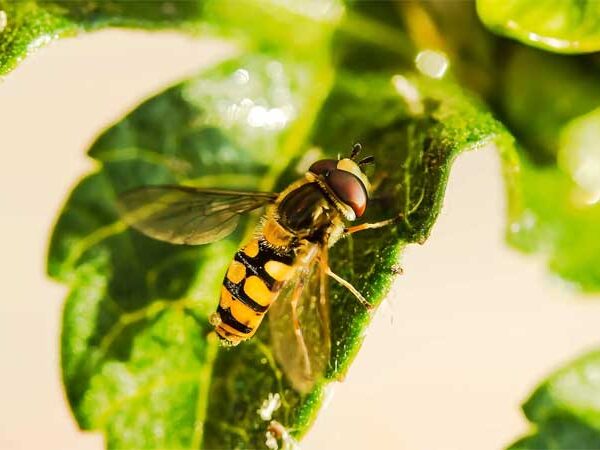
xmin=325 ymin=266 xmax=373 ymax=311
xmin=317 ymin=246 xmax=332 ymax=341
xmin=343 ymin=215 xmax=402 ymax=236
xmin=290 ymin=271 xmax=313 ymax=377
xmin=318 ymin=245 xmax=329 ymax=307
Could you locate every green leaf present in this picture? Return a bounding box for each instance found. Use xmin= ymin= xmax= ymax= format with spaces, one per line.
xmin=497 ymin=47 xmax=600 ymax=292
xmin=0 ymin=0 xmax=205 ymax=76
xmin=509 ymin=350 xmax=600 ymax=449
xmin=349 ymin=2 xmax=600 ymax=292
xmin=47 ymin=32 xmax=510 ymax=449
xmin=395 ymin=0 xmax=497 ymax=98
xmin=476 ymin=0 xmax=600 ymax=53
xmin=500 ymin=48 xmax=600 ymax=163
xmin=0 ymin=0 xmax=343 ymax=76
xmin=392 ymin=3 xmax=600 ymax=291
xmin=41 ymin=3 xmax=510 ymax=448
xmin=49 ymin=50 xmax=333 ymax=448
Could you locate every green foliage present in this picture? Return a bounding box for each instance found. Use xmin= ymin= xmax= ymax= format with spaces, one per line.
xmin=0 ymin=0 xmax=593 ymax=448
xmin=497 ymin=47 xmax=600 ymax=291
xmin=476 ymin=0 xmax=600 ymax=53
xmin=49 ymin=52 xmax=328 ymax=448
xmin=46 ymin=8 xmax=511 ymax=448
xmin=392 ymin=0 xmax=600 ymax=293
xmin=0 ymin=0 xmax=342 ymax=76
xmin=509 ymin=350 xmax=600 ymax=449
xmin=0 ymin=0 xmax=205 ymax=76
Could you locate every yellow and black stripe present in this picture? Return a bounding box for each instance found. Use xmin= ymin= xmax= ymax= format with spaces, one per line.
xmin=214 ymin=227 xmax=297 ymax=344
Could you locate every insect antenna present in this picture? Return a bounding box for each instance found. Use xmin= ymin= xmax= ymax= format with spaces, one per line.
xmin=350 ymin=142 xmax=362 ymax=160
xmin=358 ymin=155 xmax=375 ymax=166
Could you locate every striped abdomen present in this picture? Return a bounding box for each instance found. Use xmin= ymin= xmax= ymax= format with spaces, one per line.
xmin=214 ymin=221 xmax=297 ymax=344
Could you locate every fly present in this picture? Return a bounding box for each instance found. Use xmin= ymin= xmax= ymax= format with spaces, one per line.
xmin=117 ymin=143 xmax=398 ymax=392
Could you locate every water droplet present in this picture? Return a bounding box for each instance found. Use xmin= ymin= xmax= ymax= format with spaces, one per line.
xmin=240 ymin=97 xmax=254 ymax=108
xmin=247 ymin=106 xmax=289 ymax=130
xmin=233 ymin=68 xmax=250 ymax=85
xmin=509 ymin=210 xmax=536 ymax=234
xmin=415 ymin=49 xmax=449 ymax=79
xmin=247 ymin=106 xmax=268 ymax=127
xmin=265 ymin=430 xmax=279 ymax=450
xmin=559 ymin=109 xmax=600 ymax=205
xmin=267 ymin=421 xmax=299 ymax=450
xmin=391 ymin=74 xmax=423 ymax=115
xmin=257 ymin=393 xmax=281 ymax=421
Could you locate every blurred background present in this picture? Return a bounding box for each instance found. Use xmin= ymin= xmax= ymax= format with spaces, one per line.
xmin=1 ymin=30 xmax=600 ymax=450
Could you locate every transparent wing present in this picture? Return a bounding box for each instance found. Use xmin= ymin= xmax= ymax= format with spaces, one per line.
xmin=117 ymin=185 xmax=277 ymax=245
xmin=269 ymin=245 xmax=331 ymax=394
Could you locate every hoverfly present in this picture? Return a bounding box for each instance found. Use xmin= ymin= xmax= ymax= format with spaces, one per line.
xmin=118 ymin=143 xmax=397 ymax=392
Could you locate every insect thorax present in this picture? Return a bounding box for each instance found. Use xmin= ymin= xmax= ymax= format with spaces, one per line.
xmin=276 ymin=182 xmax=342 ymax=243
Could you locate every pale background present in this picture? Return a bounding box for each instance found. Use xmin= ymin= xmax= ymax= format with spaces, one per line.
xmin=1 ymin=31 xmax=599 ymax=450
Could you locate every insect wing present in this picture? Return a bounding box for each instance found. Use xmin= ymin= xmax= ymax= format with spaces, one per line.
xmin=268 ymin=246 xmax=331 ymax=394
xmin=117 ymin=185 xmax=277 ymax=245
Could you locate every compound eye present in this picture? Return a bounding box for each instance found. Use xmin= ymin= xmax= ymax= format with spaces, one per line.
xmin=327 ymin=169 xmax=368 ymax=217
xmin=309 ymin=159 xmax=338 ymax=176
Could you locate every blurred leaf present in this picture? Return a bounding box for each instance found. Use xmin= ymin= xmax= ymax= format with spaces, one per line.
xmin=390 ymin=3 xmax=600 ymax=292
xmin=355 ymin=2 xmax=600 ymax=292
xmin=0 ymin=0 xmax=343 ymax=76
xmin=510 ymin=416 xmax=600 ymax=450
xmin=47 ymin=23 xmax=510 ymax=448
xmin=0 ymin=0 xmax=204 ymax=76
xmin=497 ymin=47 xmax=600 ymax=292
xmin=500 ymin=48 xmax=600 ymax=163
xmin=204 ymin=0 xmax=343 ymax=54
xmin=476 ymin=0 xmax=600 ymax=53
xmin=396 ymin=0 xmax=498 ymax=98
xmin=509 ymin=350 xmax=600 ymax=449
xmin=507 ymin=159 xmax=600 ymax=292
